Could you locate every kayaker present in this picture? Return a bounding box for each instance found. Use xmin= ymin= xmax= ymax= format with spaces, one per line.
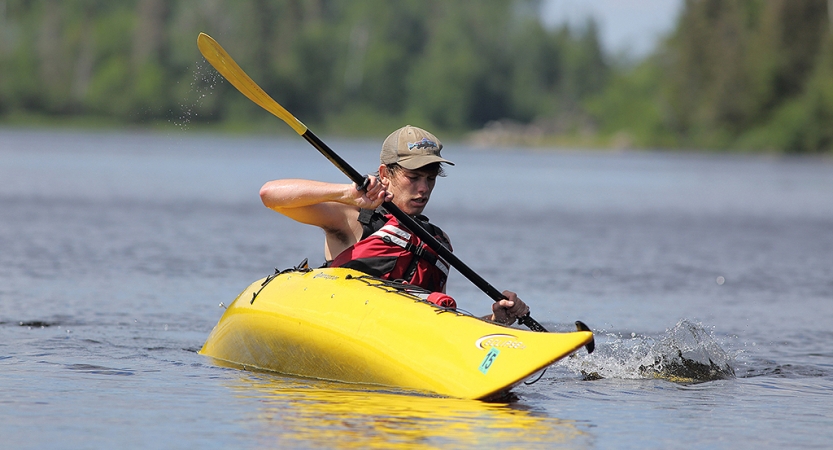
xmin=259 ymin=125 xmax=530 ymax=325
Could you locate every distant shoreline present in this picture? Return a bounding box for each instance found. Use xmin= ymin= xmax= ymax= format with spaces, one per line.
xmin=3 ymin=121 xmax=832 ymax=161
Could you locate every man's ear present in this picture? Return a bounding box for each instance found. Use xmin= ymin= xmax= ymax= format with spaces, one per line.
xmin=378 ymin=164 xmax=389 ymax=182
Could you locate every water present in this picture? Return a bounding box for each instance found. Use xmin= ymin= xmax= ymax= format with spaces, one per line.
xmin=1 ymin=128 xmax=831 ymax=448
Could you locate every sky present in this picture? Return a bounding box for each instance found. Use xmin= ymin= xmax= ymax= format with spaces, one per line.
xmin=541 ymin=0 xmax=685 ymax=59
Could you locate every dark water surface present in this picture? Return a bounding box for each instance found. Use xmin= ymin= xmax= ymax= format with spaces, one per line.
xmin=1 ymin=129 xmax=831 ymax=448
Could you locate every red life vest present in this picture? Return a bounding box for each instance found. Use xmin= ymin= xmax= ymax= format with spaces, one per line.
xmin=329 ymin=208 xmax=452 ymax=292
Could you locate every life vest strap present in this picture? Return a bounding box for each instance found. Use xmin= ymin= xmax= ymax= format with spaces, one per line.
xmin=371 ymin=226 xmax=450 ymax=276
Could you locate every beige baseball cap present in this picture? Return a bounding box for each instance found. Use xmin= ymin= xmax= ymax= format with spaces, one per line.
xmin=380 ymin=125 xmax=454 ymax=170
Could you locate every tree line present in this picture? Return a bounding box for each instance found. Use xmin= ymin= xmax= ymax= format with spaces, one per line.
xmin=0 ymin=1 xmax=605 ymax=133
xmin=592 ymin=0 xmax=833 ymax=153
xmin=0 ymin=0 xmax=830 ymax=153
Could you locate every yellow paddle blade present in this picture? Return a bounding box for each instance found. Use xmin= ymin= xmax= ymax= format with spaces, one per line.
xmin=196 ymin=32 xmax=307 ymax=135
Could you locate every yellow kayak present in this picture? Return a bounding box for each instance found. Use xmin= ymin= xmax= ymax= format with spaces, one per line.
xmin=200 ymin=267 xmax=593 ymax=400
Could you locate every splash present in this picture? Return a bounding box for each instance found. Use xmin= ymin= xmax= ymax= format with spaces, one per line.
xmin=563 ymin=319 xmax=735 ymax=383
xmin=171 ymin=59 xmax=223 ymax=130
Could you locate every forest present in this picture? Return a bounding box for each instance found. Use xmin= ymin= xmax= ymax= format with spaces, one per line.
xmin=1 ymin=0 xmax=831 ymax=153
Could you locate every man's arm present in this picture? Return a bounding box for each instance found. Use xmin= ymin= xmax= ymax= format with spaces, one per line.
xmin=259 ymin=176 xmax=389 ymax=258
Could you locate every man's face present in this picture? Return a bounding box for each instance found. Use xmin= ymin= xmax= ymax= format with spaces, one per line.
xmin=382 ymin=164 xmax=439 ymax=216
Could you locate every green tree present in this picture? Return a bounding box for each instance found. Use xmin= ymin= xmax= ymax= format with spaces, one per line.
xmin=0 ymin=1 xmax=605 ymax=141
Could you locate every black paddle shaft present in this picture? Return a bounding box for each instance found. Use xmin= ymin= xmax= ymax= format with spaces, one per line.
xmin=301 ymin=130 xmax=548 ymax=333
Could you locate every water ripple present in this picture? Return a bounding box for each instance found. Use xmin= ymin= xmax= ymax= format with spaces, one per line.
xmin=65 ymin=364 xmax=135 ymax=376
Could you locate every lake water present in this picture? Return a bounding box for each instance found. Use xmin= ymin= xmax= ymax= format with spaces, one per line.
xmin=1 ymin=128 xmax=831 ymax=448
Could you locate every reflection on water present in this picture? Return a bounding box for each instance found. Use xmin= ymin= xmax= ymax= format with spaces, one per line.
xmin=227 ymin=373 xmax=589 ymax=449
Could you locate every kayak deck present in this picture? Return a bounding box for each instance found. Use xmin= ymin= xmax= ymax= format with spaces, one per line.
xmin=200 ymin=267 xmax=593 ymax=400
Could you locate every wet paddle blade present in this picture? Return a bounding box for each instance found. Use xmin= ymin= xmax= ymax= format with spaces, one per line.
xmin=196 ymin=32 xmax=307 ymax=135
xmin=576 ymin=321 xmax=595 ymax=353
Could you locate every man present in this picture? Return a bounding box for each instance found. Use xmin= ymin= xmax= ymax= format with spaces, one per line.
xmin=259 ymin=125 xmax=529 ymax=325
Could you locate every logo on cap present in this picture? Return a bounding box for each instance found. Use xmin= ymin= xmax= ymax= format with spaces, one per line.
xmin=408 ymin=138 xmax=438 ymax=151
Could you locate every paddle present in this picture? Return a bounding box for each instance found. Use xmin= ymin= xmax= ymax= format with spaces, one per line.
xmin=197 ymin=32 xmax=593 ymax=349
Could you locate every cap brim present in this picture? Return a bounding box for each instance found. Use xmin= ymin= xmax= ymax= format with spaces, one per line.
xmin=397 ymin=155 xmax=455 ymax=170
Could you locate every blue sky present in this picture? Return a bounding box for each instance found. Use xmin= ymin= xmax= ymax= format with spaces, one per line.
xmin=541 ymin=0 xmax=685 ymax=59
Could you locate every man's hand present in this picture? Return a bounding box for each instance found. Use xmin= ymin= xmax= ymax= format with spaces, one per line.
xmin=352 ymin=175 xmax=391 ymax=209
xmin=490 ymin=290 xmax=530 ymax=325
